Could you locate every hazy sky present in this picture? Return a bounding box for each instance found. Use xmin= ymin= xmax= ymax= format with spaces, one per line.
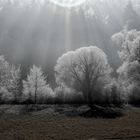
xmin=0 ymin=0 xmax=140 ymax=81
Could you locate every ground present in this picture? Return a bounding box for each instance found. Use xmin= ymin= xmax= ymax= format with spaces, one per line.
xmin=0 ymin=105 xmax=140 ymax=140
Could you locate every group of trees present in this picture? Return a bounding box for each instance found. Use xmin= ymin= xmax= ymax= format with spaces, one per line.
xmin=55 ymin=29 xmax=140 ymax=106
xmin=0 ymin=60 xmax=54 ymax=104
xmin=0 ymin=0 xmax=139 ymax=84
xmin=0 ymin=28 xmax=140 ymax=106
xmin=0 ymin=29 xmax=139 ymax=106
xmin=0 ymin=0 xmax=139 ymax=106
xmin=55 ymin=28 xmax=140 ymax=106
xmin=112 ymin=29 xmax=140 ymax=105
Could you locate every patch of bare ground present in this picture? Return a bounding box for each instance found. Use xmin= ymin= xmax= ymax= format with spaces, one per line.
xmin=0 ymin=105 xmax=139 ymax=140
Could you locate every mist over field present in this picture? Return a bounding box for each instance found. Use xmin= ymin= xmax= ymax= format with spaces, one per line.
xmin=0 ymin=0 xmax=139 ymax=82
xmin=0 ymin=0 xmax=140 ymax=140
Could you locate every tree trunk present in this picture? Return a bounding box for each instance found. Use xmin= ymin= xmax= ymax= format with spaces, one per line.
xmin=14 ymin=89 xmax=17 ymax=103
xmin=34 ymin=87 xmax=37 ymax=104
xmin=34 ymin=73 xmax=38 ymax=104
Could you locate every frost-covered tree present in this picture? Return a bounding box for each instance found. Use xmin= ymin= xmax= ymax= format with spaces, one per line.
xmin=0 ymin=56 xmax=11 ymax=88
xmin=112 ymin=29 xmax=140 ymax=104
xmin=112 ymin=29 xmax=140 ymax=62
xmin=8 ymin=65 xmax=21 ymax=102
xmin=0 ymin=56 xmax=12 ymax=102
xmin=23 ymin=65 xmax=54 ymax=104
xmin=55 ymin=46 xmax=112 ymax=104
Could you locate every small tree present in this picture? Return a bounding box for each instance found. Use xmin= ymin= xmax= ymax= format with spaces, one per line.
xmin=0 ymin=55 xmax=13 ymax=103
xmin=104 ymin=78 xmax=124 ymax=106
xmin=23 ymin=65 xmax=53 ymax=104
xmin=8 ymin=65 xmax=21 ymax=103
xmin=0 ymin=56 xmax=11 ymax=88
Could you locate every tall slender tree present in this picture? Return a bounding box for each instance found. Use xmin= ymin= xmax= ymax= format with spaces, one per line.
xmin=9 ymin=65 xmax=21 ymax=103
xmin=23 ymin=65 xmax=53 ymax=104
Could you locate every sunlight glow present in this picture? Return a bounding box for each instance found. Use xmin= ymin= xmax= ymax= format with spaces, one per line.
xmin=51 ymin=0 xmax=86 ymax=8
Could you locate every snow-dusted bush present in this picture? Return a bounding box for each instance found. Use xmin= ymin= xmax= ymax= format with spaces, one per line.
xmin=104 ymin=79 xmax=124 ymax=106
xmin=37 ymin=85 xmax=55 ymax=103
xmin=128 ymin=83 xmax=140 ymax=105
xmin=0 ymin=87 xmax=14 ymax=103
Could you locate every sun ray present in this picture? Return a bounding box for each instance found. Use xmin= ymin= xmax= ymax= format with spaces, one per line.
xmin=64 ymin=10 xmax=71 ymax=52
xmin=51 ymin=0 xmax=86 ymax=8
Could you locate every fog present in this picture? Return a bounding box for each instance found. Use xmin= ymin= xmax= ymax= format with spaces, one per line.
xmin=0 ymin=0 xmax=140 ymax=83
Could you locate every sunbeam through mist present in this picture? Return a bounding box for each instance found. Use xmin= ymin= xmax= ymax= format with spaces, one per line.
xmin=51 ymin=0 xmax=86 ymax=7
xmin=0 ymin=0 xmax=140 ymax=140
